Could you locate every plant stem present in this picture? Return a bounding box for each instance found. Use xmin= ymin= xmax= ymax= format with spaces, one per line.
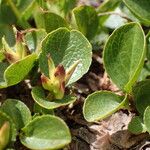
xmin=98 ymin=11 xmax=132 ymax=22
xmin=6 ymin=0 xmax=31 ymax=29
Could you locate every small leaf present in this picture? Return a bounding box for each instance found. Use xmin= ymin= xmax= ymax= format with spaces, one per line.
xmin=0 ymin=25 xmax=15 ymax=49
xmin=2 ymin=53 xmax=37 ymax=87
xmin=34 ymin=103 xmax=54 ymax=115
xmin=133 ymin=79 xmax=150 ymax=115
xmin=21 ymin=0 xmax=37 ymax=21
xmin=20 ymin=115 xmax=71 ymax=150
xmin=24 ymin=29 xmax=47 ymax=53
xmin=103 ymin=23 xmax=146 ymax=92
xmin=83 ymin=91 xmax=127 ymax=122
xmin=39 ymin=27 xmax=92 ymax=85
xmin=73 ymin=5 xmax=99 ymax=40
xmin=34 ymin=9 xmax=69 ymax=33
xmin=0 ymin=111 xmax=17 ymax=142
xmin=123 ymin=0 xmax=150 ymax=25
xmin=128 ymin=116 xmax=146 ymax=134
xmin=1 ymin=99 xmax=32 ymax=130
xmin=31 ymin=86 xmax=76 ymax=109
xmin=144 ymin=106 xmax=150 ymax=133
xmin=97 ymin=0 xmax=121 ymax=25
xmin=97 ymin=0 xmax=121 ymax=13
xmin=0 ymin=62 xmax=9 ymax=84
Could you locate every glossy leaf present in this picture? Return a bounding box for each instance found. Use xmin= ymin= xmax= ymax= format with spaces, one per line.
xmin=39 ymin=28 xmax=92 ymax=85
xmin=1 ymin=99 xmax=32 ymax=130
xmin=0 ymin=53 xmax=37 ymax=88
xmin=103 ymin=23 xmax=146 ymax=92
xmin=20 ymin=115 xmax=71 ymax=150
xmin=123 ymin=0 xmax=150 ymax=25
xmin=133 ymin=80 xmax=150 ymax=115
xmin=144 ymin=106 xmax=150 ymax=133
xmin=73 ymin=5 xmax=99 ymax=39
xmin=34 ymin=9 xmax=69 ymax=33
xmin=83 ymin=91 xmax=127 ymax=122
xmin=128 ymin=116 xmax=146 ymax=134
xmin=31 ymin=86 xmax=76 ymax=109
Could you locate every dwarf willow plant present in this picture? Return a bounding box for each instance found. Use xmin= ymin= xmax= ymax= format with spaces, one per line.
xmin=1 ymin=0 xmax=150 ymax=149
xmin=83 ymin=0 xmax=150 ymax=136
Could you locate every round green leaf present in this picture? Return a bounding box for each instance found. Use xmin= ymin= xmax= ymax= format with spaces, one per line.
xmin=103 ymin=22 xmax=146 ymax=92
xmin=0 ymin=111 xmax=17 ymax=142
xmin=31 ymin=86 xmax=76 ymax=109
xmin=123 ymin=0 xmax=150 ymax=25
xmin=39 ymin=28 xmax=92 ymax=85
xmin=83 ymin=91 xmax=127 ymax=122
xmin=34 ymin=9 xmax=69 ymax=33
xmin=20 ymin=115 xmax=71 ymax=150
xmin=133 ymin=80 xmax=150 ymax=115
xmin=128 ymin=116 xmax=146 ymax=134
xmin=1 ymin=53 xmax=37 ymax=87
xmin=144 ymin=106 xmax=150 ymax=133
xmin=73 ymin=5 xmax=99 ymax=40
xmin=1 ymin=99 xmax=32 ymax=130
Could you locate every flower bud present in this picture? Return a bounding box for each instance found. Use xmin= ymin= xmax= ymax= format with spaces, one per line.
xmin=0 ymin=122 xmax=10 ymax=150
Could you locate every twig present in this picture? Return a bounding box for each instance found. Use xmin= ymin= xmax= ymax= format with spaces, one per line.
xmin=98 ymin=11 xmax=132 ymax=22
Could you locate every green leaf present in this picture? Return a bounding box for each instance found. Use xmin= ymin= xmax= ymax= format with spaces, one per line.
xmin=133 ymin=80 xmax=150 ymax=115
xmin=138 ymin=61 xmax=150 ymax=81
xmin=34 ymin=9 xmax=69 ymax=33
xmin=24 ymin=29 xmax=47 ymax=53
xmin=0 ymin=62 xmax=9 ymax=84
xmin=123 ymin=0 xmax=150 ymax=25
xmin=128 ymin=116 xmax=146 ymax=134
xmin=97 ymin=0 xmax=121 ymax=13
xmin=21 ymin=0 xmax=37 ymax=21
xmin=0 ymin=25 xmax=15 ymax=49
xmin=0 ymin=111 xmax=17 ymax=142
xmin=39 ymin=28 xmax=92 ymax=85
xmin=20 ymin=115 xmax=71 ymax=150
xmin=34 ymin=103 xmax=54 ymax=115
xmin=0 ymin=52 xmax=5 ymax=62
xmin=31 ymin=86 xmax=76 ymax=109
xmin=144 ymin=106 xmax=150 ymax=133
xmin=97 ymin=0 xmax=121 ymax=25
xmin=60 ymin=0 xmax=77 ymax=16
xmin=83 ymin=91 xmax=127 ymax=122
xmin=0 ymin=2 xmax=16 ymax=25
xmin=73 ymin=5 xmax=99 ymax=40
xmin=0 ymin=53 xmax=37 ymax=88
xmin=103 ymin=22 xmax=146 ymax=92
xmin=1 ymin=99 xmax=32 ymax=130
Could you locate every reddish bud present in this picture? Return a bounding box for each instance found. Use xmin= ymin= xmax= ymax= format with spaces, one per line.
xmin=41 ymin=74 xmax=49 ymax=83
xmin=16 ymin=31 xmax=23 ymax=43
xmin=54 ymin=64 xmax=65 ymax=81
xmin=4 ymin=52 xmax=19 ymax=63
